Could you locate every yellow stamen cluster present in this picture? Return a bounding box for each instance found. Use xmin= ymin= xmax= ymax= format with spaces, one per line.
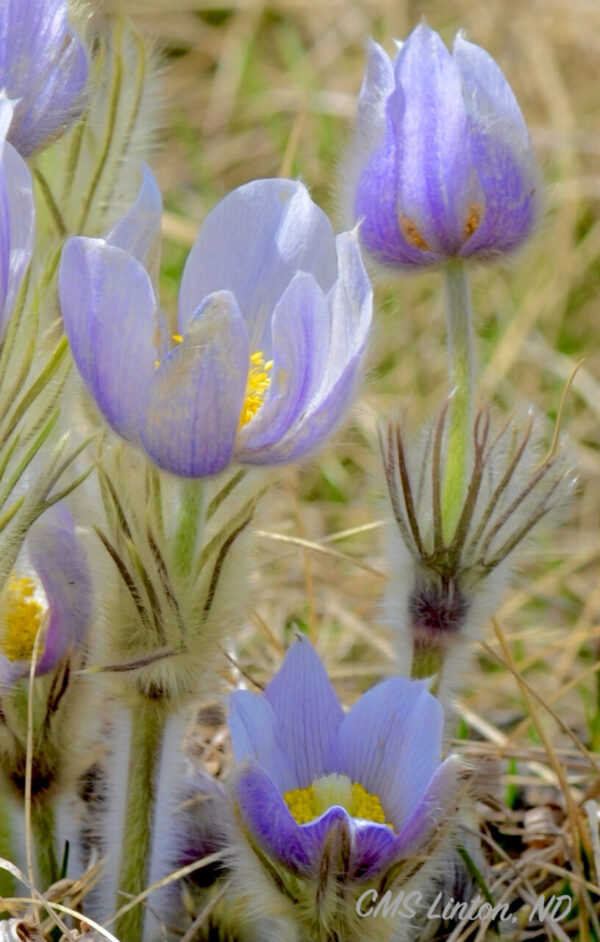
xmin=0 ymin=575 xmax=44 ymax=662
xmin=239 ymin=351 xmax=273 ymax=427
xmin=284 ymin=773 xmax=393 ymax=828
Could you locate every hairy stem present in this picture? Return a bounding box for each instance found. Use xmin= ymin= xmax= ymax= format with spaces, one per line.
xmin=114 ymin=703 xmax=167 ymax=942
xmin=31 ymin=800 xmax=58 ymax=889
xmin=174 ymin=480 xmax=204 ymax=579
xmin=0 ymin=775 xmax=17 ymax=903
xmin=442 ymin=260 xmax=475 ymax=543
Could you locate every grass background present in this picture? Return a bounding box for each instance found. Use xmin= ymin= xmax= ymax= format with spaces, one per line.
xmin=94 ymin=0 xmax=600 ymax=936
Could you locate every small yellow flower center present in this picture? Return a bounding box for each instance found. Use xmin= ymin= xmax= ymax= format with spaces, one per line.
xmin=284 ymin=773 xmax=393 ymax=828
xmin=0 ymin=575 xmax=44 ymax=662
xmin=239 ymin=351 xmax=273 ymax=427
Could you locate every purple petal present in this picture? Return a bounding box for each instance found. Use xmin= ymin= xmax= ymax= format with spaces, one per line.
xmin=0 ymin=0 xmax=88 ymax=156
xmin=355 ymin=39 xmax=395 ymax=155
xmin=458 ymin=130 xmax=538 ymax=256
xmin=107 ymin=164 xmax=163 ymax=290
xmin=59 ymin=237 xmax=158 ymax=442
xmin=236 ymin=272 xmax=331 ymax=460
xmin=330 ymin=678 xmax=443 ymax=829
xmin=355 ymin=112 xmax=436 ymax=268
xmin=453 ymin=33 xmax=529 ymax=143
xmin=140 ymin=291 xmax=249 ymax=477
xmin=392 ymin=25 xmax=474 ymax=253
xmin=263 ymin=637 xmax=344 ymax=789
xmin=178 ymin=179 xmax=338 ymax=347
xmin=452 ymin=33 xmax=539 ymax=256
xmin=392 ymin=755 xmax=465 ymax=856
xmin=0 ymin=103 xmax=34 ymax=338
xmin=229 ymin=691 xmax=296 ymax=792
xmin=27 ymin=504 xmax=92 ymax=674
xmin=242 ymin=231 xmax=371 ymax=463
xmin=234 ymin=763 xmax=317 ymax=872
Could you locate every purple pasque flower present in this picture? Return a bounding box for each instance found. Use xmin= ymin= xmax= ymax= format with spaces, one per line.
xmin=59 ymin=173 xmax=372 ymax=477
xmin=229 ymin=637 xmax=463 ymax=880
xmin=346 ymin=24 xmax=539 ymax=269
xmin=0 ymin=503 xmax=92 ymax=687
xmin=0 ymin=0 xmax=88 ymax=157
xmin=0 ymin=98 xmax=35 ymax=339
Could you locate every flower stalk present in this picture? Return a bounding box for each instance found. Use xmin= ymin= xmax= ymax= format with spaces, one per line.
xmin=30 ymin=801 xmax=58 ymax=891
xmin=0 ymin=778 xmax=17 ymax=901
xmin=114 ymin=702 xmax=167 ymax=942
xmin=442 ymin=259 xmax=474 ymax=543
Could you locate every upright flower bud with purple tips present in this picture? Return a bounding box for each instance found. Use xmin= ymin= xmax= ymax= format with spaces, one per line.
xmin=344 ymin=24 xmax=539 ymax=269
xmin=59 ymin=173 xmax=372 ymax=477
xmin=0 ymin=0 xmax=88 ymax=157
xmin=227 ymin=637 xmax=466 ymax=942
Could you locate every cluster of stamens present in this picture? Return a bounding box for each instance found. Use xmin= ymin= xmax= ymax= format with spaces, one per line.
xmin=239 ymin=351 xmax=273 ymax=427
xmin=1 ymin=575 xmax=44 ymax=662
xmin=284 ymin=773 xmax=392 ymax=828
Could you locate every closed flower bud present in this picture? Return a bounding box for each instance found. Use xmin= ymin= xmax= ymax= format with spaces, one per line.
xmin=343 ymin=24 xmax=539 ymax=270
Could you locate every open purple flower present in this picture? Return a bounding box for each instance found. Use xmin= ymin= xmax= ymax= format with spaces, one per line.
xmin=0 ymin=98 xmax=35 ymax=339
xmin=345 ymin=24 xmax=539 ymax=269
xmin=229 ymin=637 xmax=463 ymax=880
xmin=59 ymin=173 xmax=372 ymax=476
xmin=0 ymin=504 xmax=92 ymax=687
xmin=0 ymin=0 xmax=88 ymax=157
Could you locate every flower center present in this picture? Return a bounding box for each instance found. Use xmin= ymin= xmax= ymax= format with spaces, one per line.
xmin=0 ymin=575 xmax=44 ymax=662
xmin=239 ymin=351 xmax=273 ymax=427
xmin=284 ymin=773 xmax=392 ymax=827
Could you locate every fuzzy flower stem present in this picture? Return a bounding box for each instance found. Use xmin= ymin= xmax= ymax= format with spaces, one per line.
xmin=31 ymin=801 xmax=58 ymax=889
xmin=442 ymin=259 xmax=475 ymax=542
xmin=0 ymin=777 xmax=17 ymax=900
xmin=114 ymin=703 xmax=167 ymax=942
xmin=174 ymin=481 xmax=204 ymax=579
xmin=410 ymin=642 xmax=444 ymax=686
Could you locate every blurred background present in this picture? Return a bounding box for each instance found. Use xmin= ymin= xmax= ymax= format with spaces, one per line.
xmin=93 ymin=0 xmax=600 ymax=902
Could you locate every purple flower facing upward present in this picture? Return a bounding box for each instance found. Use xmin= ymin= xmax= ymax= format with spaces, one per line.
xmin=346 ymin=24 xmax=539 ymax=269
xmin=0 ymin=98 xmax=35 ymax=340
xmin=229 ymin=637 xmax=463 ymax=882
xmin=0 ymin=0 xmax=88 ymax=157
xmin=59 ymin=172 xmax=372 ymax=477
xmin=0 ymin=504 xmax=92 ymax=687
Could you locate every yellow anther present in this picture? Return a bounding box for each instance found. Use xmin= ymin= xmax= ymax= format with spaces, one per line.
xmin=239 ymin=350 xmax=273 ymax=427
xmin=172 ymin=334 xmax=183 ymax=344
xmin=464 ymin=203 xmax=483 ymax=240
xmin=400 ymin=215 xmax=430 ymax=251
xmin=154 ymin=359 xmax=160 ymax=369
xmin=284 ymin=773 xmax=393 ymax=829
xmin=0 ymin=575 xmax=44 ymax=662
